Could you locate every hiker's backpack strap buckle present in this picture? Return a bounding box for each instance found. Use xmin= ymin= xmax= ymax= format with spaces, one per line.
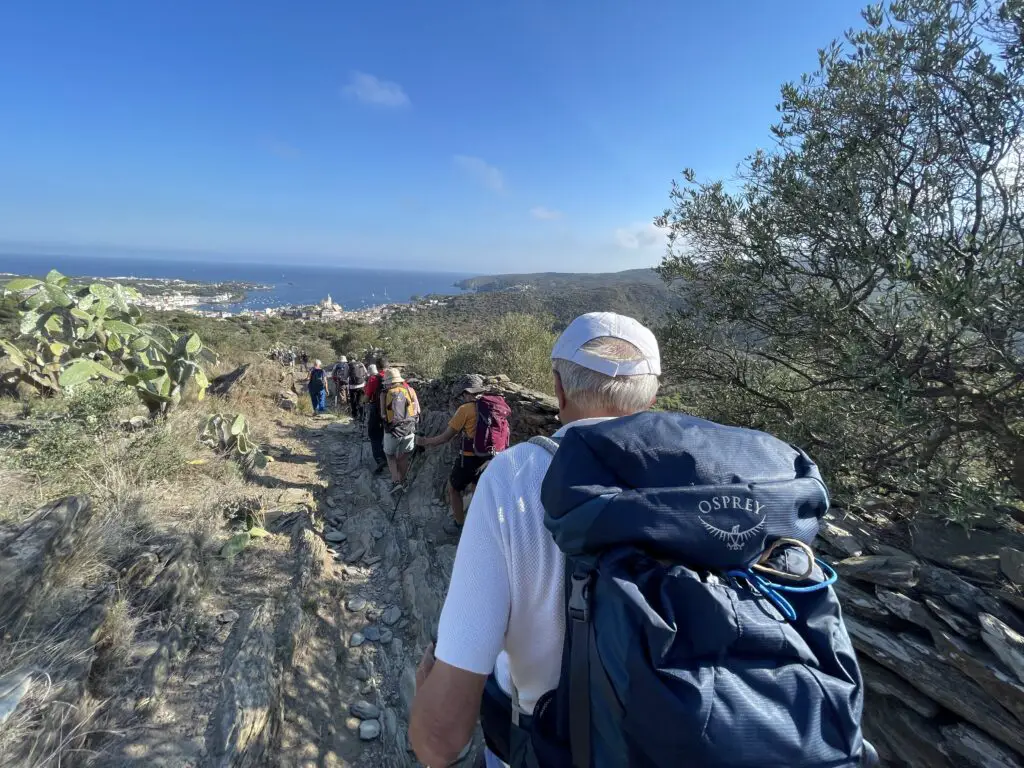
xmin=567 ymin=570 xmax=591 ymax=623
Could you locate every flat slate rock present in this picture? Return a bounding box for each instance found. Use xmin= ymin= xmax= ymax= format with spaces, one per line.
xmin=911 ymin=519 xmax=1024 ymax=581
xmin=833 ymin=580 xmax=896 ymax=625
xmin=349 ymin=632 xmax=365 ymax=647
xmin=979 ymin=613 xmax=1024 ymax=685
xmin=364 ymin=626 xmax=381 ymax=642
xmin=818 ymin=519 xmax=865 ymax=558
xmin=382 ymin=606 xmax=402 ymax=626
xmin=350 ymin=700 xmax=380 ymax=720
xmin=859 ymin=657 xmax=940 ymax=719
xmin=924 ymin=597 xmax=979 ymax=638
xmin=325 ymin=530 xmax=347 ymax=543
xmin=1000 ymin=547 xmax=1024 ymax=587
xmin=941 ymin=722 xmax=1024 ymax=768
xmin=846 ymin=617 xmax=1024 ymax=756
xmin=834 ymin=555 xmax=919 ymax=588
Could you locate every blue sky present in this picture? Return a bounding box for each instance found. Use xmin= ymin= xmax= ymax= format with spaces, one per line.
xmin=0 ymin=1 xmax=867 ymax=273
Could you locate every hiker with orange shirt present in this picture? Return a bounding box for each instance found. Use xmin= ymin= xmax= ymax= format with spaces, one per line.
xmin=417 ymin=374 xmax=510 ymax=534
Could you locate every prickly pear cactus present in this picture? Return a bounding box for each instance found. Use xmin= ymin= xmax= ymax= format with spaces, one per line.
xmin=0 ymin=269 xmax=215 ymax=414
xmin=199 ymin=412 xmax=268 ymax=473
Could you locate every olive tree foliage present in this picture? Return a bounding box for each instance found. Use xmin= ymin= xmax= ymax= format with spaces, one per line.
xmin=657 ymin=0 xmax=1024 ymax=509
xmin=0 ymin=270 xmax=214 ymax=414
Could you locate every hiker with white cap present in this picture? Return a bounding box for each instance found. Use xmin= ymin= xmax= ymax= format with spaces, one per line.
xmin=410 ymin=311 xmax=872 ymax=768
xmin=410 ymin=312 xmax=660 ymax=765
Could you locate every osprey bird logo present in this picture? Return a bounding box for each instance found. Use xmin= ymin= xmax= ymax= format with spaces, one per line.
xmin=700 ymin=515 xmax=766 ymax=551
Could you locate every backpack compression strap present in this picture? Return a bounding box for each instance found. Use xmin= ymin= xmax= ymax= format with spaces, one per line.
xmin=530 ymin=436 xmax=593 ymax=768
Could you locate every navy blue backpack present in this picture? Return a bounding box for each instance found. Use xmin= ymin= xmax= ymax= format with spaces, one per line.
xmin=486 ymin=412 xmax=871 ymax=768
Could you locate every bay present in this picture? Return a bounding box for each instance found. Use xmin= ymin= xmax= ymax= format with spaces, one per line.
xmin=0 ymin=253 xmax=473 ymax=312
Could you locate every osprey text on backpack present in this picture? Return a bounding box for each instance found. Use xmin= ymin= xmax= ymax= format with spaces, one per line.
xmin=463 ymin=394 xmax=511 ymax=457
xmin=489 ymin=411 xmax=872 ymax=768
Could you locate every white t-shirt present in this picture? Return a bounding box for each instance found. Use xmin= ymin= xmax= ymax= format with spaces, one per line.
xmin=435 ymin=417 xmax=615 ymax=715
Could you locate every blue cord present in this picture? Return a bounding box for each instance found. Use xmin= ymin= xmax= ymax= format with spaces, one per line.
xmin=725 ymin=558 xmax=837 ymax=622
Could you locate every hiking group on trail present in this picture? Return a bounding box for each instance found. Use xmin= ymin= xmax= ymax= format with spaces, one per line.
xmin=281 ymin=312 xmax=872 ymax=767
xmin=406 ymin=312 xmax=874 ymax=768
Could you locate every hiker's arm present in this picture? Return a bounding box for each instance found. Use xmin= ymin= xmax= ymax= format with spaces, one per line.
xmin=413 ymin=466 xmax=510 ymax=761
xmin=410 ymin=654 xmax=487 ymax=766
xmin=417 ymin=426 xmax=457 ymax=447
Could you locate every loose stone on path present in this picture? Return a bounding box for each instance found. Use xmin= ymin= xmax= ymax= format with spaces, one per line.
xmin=350 ymin=700 xmax=380 ymax=719
xmin=359 ymin=719 xmax=381 ymax=740
xmin=347 ymin=596 xmax=367 ymax=612
xmin=325 ymin=530 xmax=347 ymax=543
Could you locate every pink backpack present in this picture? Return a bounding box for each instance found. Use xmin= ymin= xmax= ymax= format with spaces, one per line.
xmin=464 ymin=395 xmax=511 ymax=457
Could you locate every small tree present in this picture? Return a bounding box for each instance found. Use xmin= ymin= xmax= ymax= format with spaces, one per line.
xmin=657 ymin=0 xmax=1024 ymax=508
xmin=0 ymin=270 xmax=214 ymax=414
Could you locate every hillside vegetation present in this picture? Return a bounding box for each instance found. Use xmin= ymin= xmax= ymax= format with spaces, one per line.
xmin=456 ymin=268 xmax=664 ymax=291
xmin=658 ymin=0 xmax=1024 ymax=522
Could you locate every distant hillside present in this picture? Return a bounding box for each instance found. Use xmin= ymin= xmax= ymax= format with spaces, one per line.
xmin=457 ymin=268 xmax=663 ymax=293
xmin=411 ymin=268 xmax=683 ymax=332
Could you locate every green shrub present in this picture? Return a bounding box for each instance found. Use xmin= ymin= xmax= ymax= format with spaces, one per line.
xmin=438 ymin=313 xmax=556 ymax=393
xmin=656 ymin=0 xmax=1024 ymax=511
xmin=66 ymin=382 xmax=138 ymax=428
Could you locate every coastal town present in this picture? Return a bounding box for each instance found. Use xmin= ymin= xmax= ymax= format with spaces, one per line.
xmin=1 ymin=271 xmax=450 ymax=324
xmin=193 ymin=293 xmax=451 ymax=324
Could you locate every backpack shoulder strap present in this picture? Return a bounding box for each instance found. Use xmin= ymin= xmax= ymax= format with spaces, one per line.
xmin=528 ymin=435 xmax=560 ymax=455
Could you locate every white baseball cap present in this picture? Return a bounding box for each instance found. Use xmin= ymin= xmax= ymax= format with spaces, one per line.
xmin=551 ymin=312 xmax=661 ymax=376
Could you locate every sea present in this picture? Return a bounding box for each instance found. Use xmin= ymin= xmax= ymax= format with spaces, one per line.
xmin=0 ymin=253 xmax=474 ymax=312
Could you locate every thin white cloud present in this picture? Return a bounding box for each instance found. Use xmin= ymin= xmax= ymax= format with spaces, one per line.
xmin=342 ymin=71 xmax=410 ymax=108
xmin=530 ymin=206 xmax=563 ymax=220
xmin=614 ymin=221 xmax=667 ymax=250
xmin=454 ymin=155 xmax=504 ymax=192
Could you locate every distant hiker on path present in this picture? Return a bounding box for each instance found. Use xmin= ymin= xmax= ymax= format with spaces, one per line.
xmin=409 ymin=312 xmax=869 ymax=768
xmin=417 ymin=374 xmax=510 ymax=535
xmin=364 ymin=357 xmax=389 ymax=473
xmin=380 ymin=367 xmax=419 ymax=489
xmin=307 ymin=359 xmax=327 ymax=414
xmin=332 ymin=356 xmax=349 ymax=408
xmin=347 ymin=355 xmax=368 ymax=423
xmin=300 ymin=351 xmax=309 ymax=370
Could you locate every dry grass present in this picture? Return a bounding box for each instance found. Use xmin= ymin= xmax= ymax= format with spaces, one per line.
xmin=0 ymin=374 xmax=297 ymax=766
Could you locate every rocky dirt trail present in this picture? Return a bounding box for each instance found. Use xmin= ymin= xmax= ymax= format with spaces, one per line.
xmin=288 ymin=409 xmax=479 ymax=768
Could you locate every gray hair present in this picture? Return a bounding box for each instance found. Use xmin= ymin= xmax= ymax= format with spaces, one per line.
xmin=551 ymin=336 xmax=659 ymax=414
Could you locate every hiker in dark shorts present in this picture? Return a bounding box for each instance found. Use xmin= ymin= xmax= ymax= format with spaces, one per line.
xmin=347 ymin=355 xmax=368 ymax=422
xmin=363 ymin=356 xmax=389 ymax=473
xmin=417 ymin=374 xmax=510 ymax=534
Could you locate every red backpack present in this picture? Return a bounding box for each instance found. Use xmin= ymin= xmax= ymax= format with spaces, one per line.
xmin=464 ymin=395 xmax=511 ymax=457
